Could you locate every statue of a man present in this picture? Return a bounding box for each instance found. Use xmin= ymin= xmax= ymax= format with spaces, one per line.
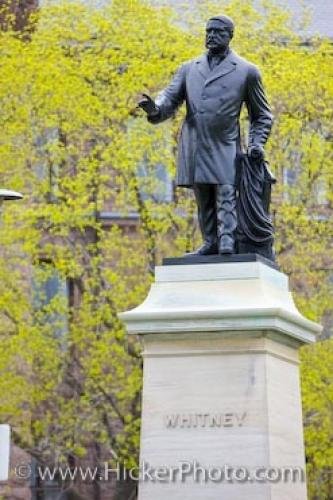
xmin=139 ymin=15 xmax=273 ymax=255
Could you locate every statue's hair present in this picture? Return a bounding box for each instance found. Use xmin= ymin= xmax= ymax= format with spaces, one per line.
xmin=207 ymin=15 xmax=235 ymax=35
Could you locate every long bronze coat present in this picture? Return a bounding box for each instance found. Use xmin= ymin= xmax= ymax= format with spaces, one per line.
xmin=149 ymin=50 xmax=273 ymax=187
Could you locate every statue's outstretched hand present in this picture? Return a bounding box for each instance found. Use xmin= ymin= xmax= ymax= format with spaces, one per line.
xmin=138 ymin=94 xmax=159 ymax=116
xmin=248 ymin=145 xmax=265 ymax=161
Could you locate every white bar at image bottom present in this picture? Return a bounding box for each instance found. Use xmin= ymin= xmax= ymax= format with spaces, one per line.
xmin=0 ymin=425 xmax=10 ymax=481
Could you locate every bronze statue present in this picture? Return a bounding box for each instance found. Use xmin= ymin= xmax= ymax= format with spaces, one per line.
xmin=139 ymin=15 xmax=274 ymax=259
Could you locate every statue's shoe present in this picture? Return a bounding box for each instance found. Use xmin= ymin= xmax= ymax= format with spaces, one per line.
xmin=218 ymin=235 xmax=235 ymax=255
xmin=184 ymin=242 xmax=218 ymax=256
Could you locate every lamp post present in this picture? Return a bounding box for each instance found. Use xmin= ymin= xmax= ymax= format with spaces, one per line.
xmin=0 ymin=190 xmax=22 ymax=482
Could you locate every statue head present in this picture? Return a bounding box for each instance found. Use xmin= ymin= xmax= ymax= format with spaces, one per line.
xmin=205 ymin=15 xmax=235 ymax=53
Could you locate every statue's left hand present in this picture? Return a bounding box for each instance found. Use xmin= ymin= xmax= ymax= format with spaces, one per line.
xmin=248 ymin=145 xmax=265 ymax=160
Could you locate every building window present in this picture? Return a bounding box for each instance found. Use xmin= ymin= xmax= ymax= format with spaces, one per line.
xmin=32 ymin=261 xmax=68 ymax=340
xmin=34 ymin=128 xmax=60 ymax=203
xmin=283 ymin=167 xmax=297 ymax=187
xmin=137 ymin=161 xmax=173 ymax=203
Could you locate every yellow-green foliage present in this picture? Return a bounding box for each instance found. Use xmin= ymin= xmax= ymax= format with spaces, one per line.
xmin=0 ymin=0 xmax=331 ymax=496
xmin=300 ymin=339 xmax=333 ymax=500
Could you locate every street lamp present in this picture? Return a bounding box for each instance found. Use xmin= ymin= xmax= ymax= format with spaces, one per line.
xmin=0 ymin=189 xmax=23 ymax=218
xmin=0 ymin=189 xmax=23 ymax=206
xmin=0 ymin=190 xmax=22 ymax=482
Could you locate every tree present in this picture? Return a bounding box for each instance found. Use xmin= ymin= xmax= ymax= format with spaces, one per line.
xmin=0 ymin=0 xmax=331 ymax=498
xmin=300 ymin=339 xmax=333 ymax=500
xmin=0 ymin=0 xmax=38 ymax=32
xmin=0 ymin=1 xmax=198 ymax=497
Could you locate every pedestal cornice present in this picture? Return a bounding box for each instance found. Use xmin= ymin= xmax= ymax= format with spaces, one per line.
xmin=119 ymin=261 xmax=321 ymax=344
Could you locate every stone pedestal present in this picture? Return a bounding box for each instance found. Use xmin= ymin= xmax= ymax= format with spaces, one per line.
xmin=119 ymin=259 xmax=321 ymax=500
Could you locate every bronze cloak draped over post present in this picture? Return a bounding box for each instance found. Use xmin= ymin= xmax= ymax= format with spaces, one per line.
xmin=236 ymin=153 xmax=276 ymax=260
